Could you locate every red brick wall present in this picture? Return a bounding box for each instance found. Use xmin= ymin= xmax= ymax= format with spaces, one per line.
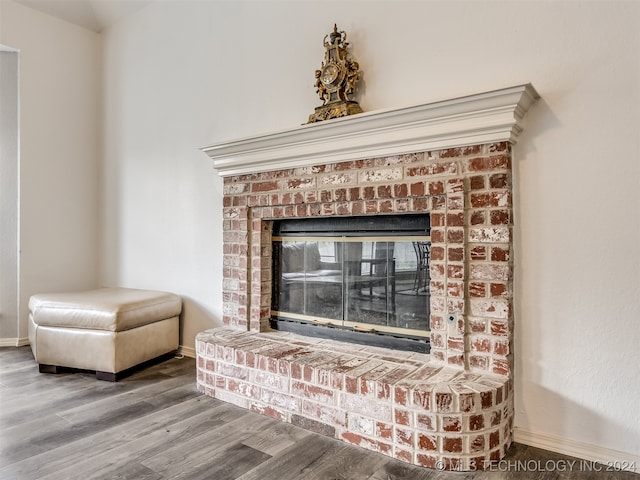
xmin=202 ymin=141 xmax=515 ymax=470
xmin=221 ymin=142 xmax=513 ymax=376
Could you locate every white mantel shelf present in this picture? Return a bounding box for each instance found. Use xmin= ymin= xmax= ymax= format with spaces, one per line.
xmin=202 ymin=84 xmax=539 ymax=177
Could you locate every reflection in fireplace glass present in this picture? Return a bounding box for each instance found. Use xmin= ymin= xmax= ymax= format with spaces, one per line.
xmin=271 ymin=215 xmax=430 ymax=346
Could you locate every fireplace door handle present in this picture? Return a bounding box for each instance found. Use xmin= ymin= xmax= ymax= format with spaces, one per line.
xmin=353 ymin=325 xmax=376 ymax=333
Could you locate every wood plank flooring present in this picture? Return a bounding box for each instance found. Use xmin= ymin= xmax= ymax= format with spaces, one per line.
xmin=1 ymin=346 xmax=637 ymax=479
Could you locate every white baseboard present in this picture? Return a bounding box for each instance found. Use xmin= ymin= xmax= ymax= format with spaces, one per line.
xmin=514 ymin=427 xmax=639 ymax=473
xmin=178 ymin=345 xmax=196 ymax=358
xmin=0 ymin=337 xmax=29 ymax=347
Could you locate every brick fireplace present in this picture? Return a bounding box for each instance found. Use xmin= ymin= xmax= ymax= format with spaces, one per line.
xmin=197 ymin=85 xmax=538 ymax=470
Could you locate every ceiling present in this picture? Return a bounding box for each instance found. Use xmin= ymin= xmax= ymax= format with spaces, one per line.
xmin=14 ymin=0 xmax=153 ymax=33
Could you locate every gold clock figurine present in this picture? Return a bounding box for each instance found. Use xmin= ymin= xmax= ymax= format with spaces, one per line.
xmin=307 ymin=24 xmax=363 ymax=124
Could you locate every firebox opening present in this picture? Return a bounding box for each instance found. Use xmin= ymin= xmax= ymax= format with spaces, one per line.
xmin=270 ymin=214 xmax=431 ymax=353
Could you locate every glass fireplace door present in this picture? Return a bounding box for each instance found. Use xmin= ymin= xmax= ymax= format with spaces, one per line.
xmin=271 ymin=235 xmax=431 ymax=339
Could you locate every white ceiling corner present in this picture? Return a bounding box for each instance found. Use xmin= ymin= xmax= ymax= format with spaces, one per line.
xmin=14 ymin=0 xmax=153 ymax=33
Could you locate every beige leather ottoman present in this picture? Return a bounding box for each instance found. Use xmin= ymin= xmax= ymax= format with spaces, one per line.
xmin=28 ymin=287 xmax=181 ymax=381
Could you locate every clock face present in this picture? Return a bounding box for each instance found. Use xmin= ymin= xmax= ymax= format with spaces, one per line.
xmin=321 ymin=63 xmax=340 ymax=85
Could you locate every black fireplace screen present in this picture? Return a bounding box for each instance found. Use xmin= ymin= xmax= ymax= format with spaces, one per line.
xmin=270 ymin=215 xmax=431 ymax=350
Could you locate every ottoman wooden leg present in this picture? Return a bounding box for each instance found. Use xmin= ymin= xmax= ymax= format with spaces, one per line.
xmin=39 ymin=364 xmax=59 ymax=374
xmin=96 ymin=371 xmax=118 ymax=382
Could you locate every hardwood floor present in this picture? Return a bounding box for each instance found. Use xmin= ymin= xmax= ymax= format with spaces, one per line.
xmin=1 ymin=346 xmax=637 ymax=479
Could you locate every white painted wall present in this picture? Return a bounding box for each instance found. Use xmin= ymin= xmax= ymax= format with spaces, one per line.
xmin=100 ymin=0 xmax=640 ymax=462
xmin=0 ymin=1 xmax=101 ymax=340
xmin=2 ymin=0 xmax=638 ymax=466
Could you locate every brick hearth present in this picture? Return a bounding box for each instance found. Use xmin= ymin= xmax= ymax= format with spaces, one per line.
xmin=197 ymin=327 xmax=511 ymax=470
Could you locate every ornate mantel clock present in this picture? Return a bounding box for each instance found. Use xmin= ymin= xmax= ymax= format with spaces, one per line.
xmin=307 ymin=24 xmax=363 ymax=124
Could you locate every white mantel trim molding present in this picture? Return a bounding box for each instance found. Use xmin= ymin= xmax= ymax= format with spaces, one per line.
xmin=202 ymin=84 xmax=539 ymax=177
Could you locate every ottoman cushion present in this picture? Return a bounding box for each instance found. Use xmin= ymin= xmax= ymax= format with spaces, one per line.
xmin=29 ymin=287 xmax=182 ymax=332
